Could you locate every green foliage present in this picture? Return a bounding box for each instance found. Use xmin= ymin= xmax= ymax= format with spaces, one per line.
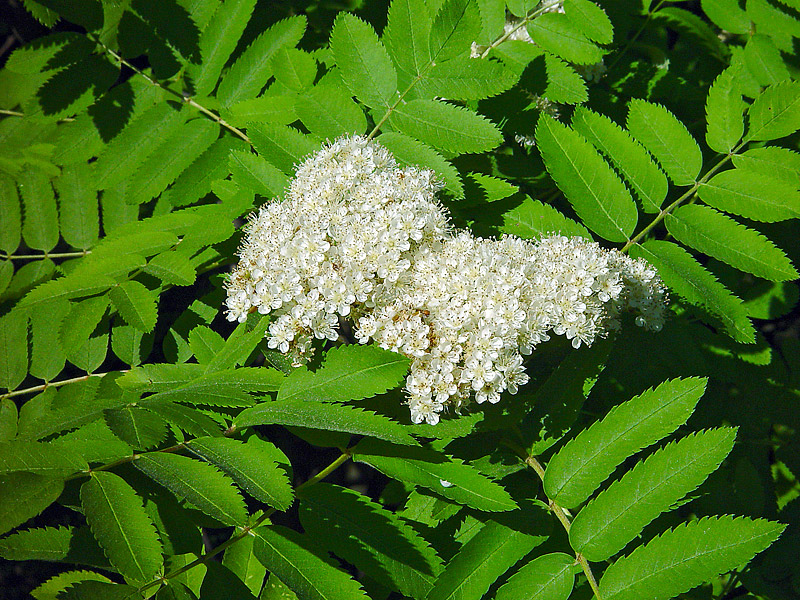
xmin=535 ymin=115 xmax=637 ymax=242
xmin=599 ymin=516 xmax=786 ymax=600
xmin=1 ymin=0 xmax=798 ymax=598
xmin=278 ymin=344 xmax=409 ymax=403
xmin=544 ymin=377 xmax=707 ymax=508
xmin=80 ymin=471 xmax=163 ymax=584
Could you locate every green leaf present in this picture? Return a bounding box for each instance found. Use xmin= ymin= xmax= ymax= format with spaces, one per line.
xmin=427 ymin=517 xmax=549 ymax=600
xmin=93 ymin=102 xmax=186 ymax=191
xmin=527 ymin=13 xmax=604 ymax=65
xmin=187 ymin=436 xmax=294 ymax=510
xmin=125 ymin=365 xmax=282 ymax=406
xmin=382 ymin=0 xmax=432 ymax=86
xmin=20 ymin=170 xmax=59 ymax=252
xmin=205 ymin=314 xmax=271 ymax=373
xmin=377 ymin=132 xmax=463 ymax=198
xmin=109 ymin=281 xmax=158 ymax=332
xmin=570 ymin=427 xmax=737 ymax=562
xmin=55 ymin=163 xmax=99 ymax=249
xmin=30 ymin=571 xmax=113 ymax=600
xmin=51 ymin=419 xmax=133 ymax=465
xmin=249 ymin=123 xmax=318 ymax=175
xmin=134 ymin=452 xmax=248 ymax=526
xmin=217 ymin=15 xmax=307 ymax=107
xmin=388 ymin=99 xmax=503 ymax=154
xmin=571 ymin=106 xmax=668 ymax=213
xmin=0 ymin=261 xmax=12 ymax=297
xmin=271 ymin=48 xmax=316 ymax=92
xmin=299 ymin=483 xmax=443 ymax=598
xmin=747 ymin=80 xmax=800 ymax=141
xmin=654 ymin=7 xmax=729 ymax=61
xmin=104 ymin=405 xmax=167 ymax=451
xmin=330 ymin=13 xmax=397 ymax=108
xmin=599 ymin=516 xmax=786 ymax=600
xmin=418 ymin=57 xmax=517 ymax=100
xmin=189 ymin=326 xmax=225 ymax=363
xmin=279 ymin=345 xmax=408 ymax=403
xmin=701 ymin=0 xmax=750 ymax=33
xmin=254 ymin=525 xmax=370 ymax=600
xmin=744 ymin=34 xmax=790 ymax=87
xmin=352 ymin=439 xmax=517 ymax=512
xmin=0 ymin=310 xmax=28 ymax=391
xmin=229 ymin=150 xmax=289 ymax=198
xmin=226 ymin=95 xmax=297 ymax=127
xmin=144 ymin=251 xmax=197 ymax=286
xmin=146 ymin=402 xmax=222 ymax=439
xmin=0 ymin=175 xmax=21 ymax=254
xmin=0 ymin=440 xmax=87 ymax=477
xmin=631 ymin=240 xmax=755 ymax=343
xmin=60 ymin=296 xmax=109 ymax=352
xmin=500 ymin=196 xmax=590 ymax=239
xmin=535 ymin=115 xmax=637 ymax=242
xmin=705 ymin=68 xmax=745 ymax=154
xmin=0 ymin=398 xmax=17 ymax=441
xmin=222 ymin=531 xmax=267 ymax=595
xmin=162 ymin=137 xmax=246 ymax=208
xmin=58 ymin=581 xmax=141 ymax=600
xmin=627 ymin=99 xmax=702 ymax=185
xmin=123 ymin=118 xmax=219 ymax=206
xmin=698 ymin=168 xmax=800 ymax=222
xmin=565 ymin=0 xmax=613 ymax=44
xmin=0 ymin=526 xmax=107 ymax=568
xmin=296 ymin=81 xmax=368 ymax=138
xmin=200 ymin=561 xmax=259 ymax=600
xmin=543 ymin=53 xmax=588 ymax=104
xmin=494 ymin=552 xmax=575 ymax=600
xmin=235 ymin=400 xmax=417 ymax=446
xmin=80 ymin=471 xmax=163 ymax=584
xmin=731 ymin=146 xmax=800 ymax=187
xmin=112 ymin=325 xmax=149 ymax=367
xmin=543 ymin=377 xmax=707 ymax=509
xmin=666 ymin=205 xmax=798 ymax=282
xmin=0 ymin=472 xmax=63 ymax=536
xmin=190 ymin=0 xmax=256 ymax=97
xmin=429 ymin=0 xmax=482 ymax=62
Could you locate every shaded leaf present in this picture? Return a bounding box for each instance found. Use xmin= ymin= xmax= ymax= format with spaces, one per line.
xmin=134 ymin=452 xmax=248 ymax=526
xmin=80 ymin=471 xmax=163 ymax=583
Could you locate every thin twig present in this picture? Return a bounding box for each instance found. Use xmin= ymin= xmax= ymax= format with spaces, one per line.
xmin=90 ymin=36 xmax=251 ymax=145
xmin=367 ymin=0 xmax=563 ymax=141
xmin=502 ymin=439 xmax=604 ymax=599
xmin=0 ymin=371 xmax=117 ymax=400
xmin=0 ymin=250 xmax=91 ymax=261
xmin=621 ymin=144 xmax=744 ymax=253
xmin=478 ymin=0 xmax=566 ymax=60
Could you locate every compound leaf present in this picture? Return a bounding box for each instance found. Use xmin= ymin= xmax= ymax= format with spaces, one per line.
xmin=570 ymin=428 xmax=737 ymax=561
xmin=535 ymin=114 xmax=637 ymax=242
xmin=666 ymin=205 xmax=797 ymax=281
xmin=627 ymin=99 xmax=702 ymax=186
xmin=543 ymin=377 xmax=707 ymax=509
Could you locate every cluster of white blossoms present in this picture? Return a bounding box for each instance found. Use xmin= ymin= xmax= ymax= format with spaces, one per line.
xmin=225 ymin=136 xmax=667 ymax=425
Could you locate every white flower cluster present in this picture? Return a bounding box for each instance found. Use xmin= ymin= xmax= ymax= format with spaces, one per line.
xmin=225 ymin=136 xmax=667 ymax=425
